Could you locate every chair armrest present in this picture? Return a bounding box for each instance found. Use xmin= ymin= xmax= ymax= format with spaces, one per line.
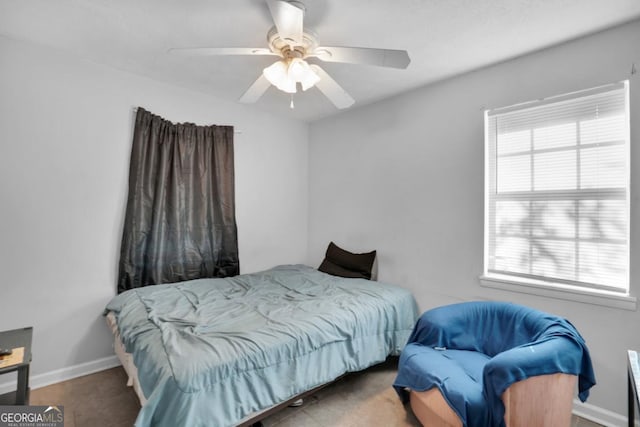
xmin=482 ymin=337 xmax=581 ymax=426
xmin=484 ymin=336 xmax=580 ymax=397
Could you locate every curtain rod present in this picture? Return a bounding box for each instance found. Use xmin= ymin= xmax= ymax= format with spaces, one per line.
xmin=132 ymin=108 xmax=242 ymax=134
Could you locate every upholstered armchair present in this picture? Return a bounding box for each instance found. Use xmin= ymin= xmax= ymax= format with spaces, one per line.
xmin=393 ymin=301 xmax=596 ymax=427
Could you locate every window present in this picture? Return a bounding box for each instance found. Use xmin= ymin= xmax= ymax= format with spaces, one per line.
xmin=484 ymin=82 xmax=630 ymax=295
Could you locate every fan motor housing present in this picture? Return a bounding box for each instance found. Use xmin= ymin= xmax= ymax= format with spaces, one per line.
xmin=267 ymin=26 xmax=318 ymax=58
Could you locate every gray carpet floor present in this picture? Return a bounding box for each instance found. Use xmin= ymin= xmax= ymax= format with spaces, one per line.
xmin=29 ymin=358 xmax=603 ymax=427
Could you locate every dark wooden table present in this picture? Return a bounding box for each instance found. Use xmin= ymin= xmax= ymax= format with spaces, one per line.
xmin=0 ymin=327 xmax=33 ymax=405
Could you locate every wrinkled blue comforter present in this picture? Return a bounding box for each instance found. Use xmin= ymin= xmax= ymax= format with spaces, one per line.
xmin=106 ymin=264 xmax=418 ymax=427
xmin=393 ymin=301 xmax=596 ymax=427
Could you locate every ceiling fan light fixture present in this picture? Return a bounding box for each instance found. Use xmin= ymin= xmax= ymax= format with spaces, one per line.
xmin=299 ymin=71 xmax=319 ymax=91
xmin=287 ymin=57 xmax=308 ymax=80
xmin=263 ymin=56 xmax=320 ymax=94
xmin=263 ymin=60 xmax=297 ymax=93
xmin=289 ymin=57 xmax=320 ymax=91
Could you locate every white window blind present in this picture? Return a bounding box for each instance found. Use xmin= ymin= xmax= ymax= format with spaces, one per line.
xmin=485 ymin=82 xmax=629 ymax=293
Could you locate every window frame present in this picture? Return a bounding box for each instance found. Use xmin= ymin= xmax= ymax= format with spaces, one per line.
xmin=481 ymin=81 xmax=634 ymax=309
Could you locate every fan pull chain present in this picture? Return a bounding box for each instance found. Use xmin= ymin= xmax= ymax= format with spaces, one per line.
xmin=290 ymin=94 xmax=295 ymax=109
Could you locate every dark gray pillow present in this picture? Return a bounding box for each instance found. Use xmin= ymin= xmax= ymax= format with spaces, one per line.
xmin=318 ymin=242 xmax=377 ymax=280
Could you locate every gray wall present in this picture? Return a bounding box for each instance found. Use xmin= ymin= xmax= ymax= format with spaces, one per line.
xmin=308 ymin=20 xmax=640 ymax=421
xmin=0 ymin=36 xmax=309 ymax=380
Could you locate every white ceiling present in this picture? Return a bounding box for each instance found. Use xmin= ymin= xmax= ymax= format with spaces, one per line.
xmin=1 ymin=0 xmax=639 ymax=122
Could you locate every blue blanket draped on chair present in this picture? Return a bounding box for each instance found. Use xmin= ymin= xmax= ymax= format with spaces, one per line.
xmin=393 ymin=301 xmax=596 ymax=427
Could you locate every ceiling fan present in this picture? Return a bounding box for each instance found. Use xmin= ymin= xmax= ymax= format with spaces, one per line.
xmin=169 ymin=0 xmax=410 ymax=109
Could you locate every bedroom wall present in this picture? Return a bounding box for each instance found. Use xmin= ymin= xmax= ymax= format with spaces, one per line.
xmin=308 ymin=19 xmax=640 ymax=423
xmin=0 ymin=36 xmax=308 ymax=387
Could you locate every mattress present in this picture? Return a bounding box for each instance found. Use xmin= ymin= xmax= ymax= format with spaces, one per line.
xmin=105 ymin=264 xmax=419 ymax=427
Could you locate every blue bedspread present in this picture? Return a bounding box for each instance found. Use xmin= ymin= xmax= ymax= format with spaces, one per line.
xmin=393 ymin=301 xmax=596 ymax=427
xmin=105 ymin=264 xmax=418 ymax=427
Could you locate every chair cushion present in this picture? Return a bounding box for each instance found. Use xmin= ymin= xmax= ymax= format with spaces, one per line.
xmin=396 ymin=343 xmax=492 ymax=424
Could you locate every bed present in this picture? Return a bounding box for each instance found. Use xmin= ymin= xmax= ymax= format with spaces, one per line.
xmin=104 ymin=264 xmax=419 ymax=427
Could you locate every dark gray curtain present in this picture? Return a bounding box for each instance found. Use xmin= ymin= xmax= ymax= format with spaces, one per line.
xmin=117 ymin=108 xmax=239 ymax=293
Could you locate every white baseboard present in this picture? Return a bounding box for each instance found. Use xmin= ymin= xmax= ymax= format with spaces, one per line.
xmin=0 ymin=355 xmax=121 ymax=396
xmin=573 ymin=399 xmax=627 ymax=427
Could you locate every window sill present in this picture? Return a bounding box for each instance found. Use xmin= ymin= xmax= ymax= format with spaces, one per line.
xmin=479 ymin=274 xmax=637 ymax=311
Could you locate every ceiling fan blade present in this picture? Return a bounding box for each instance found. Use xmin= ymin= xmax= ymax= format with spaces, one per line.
xmin=266 ymin=0 xmax=304 ymax=45
xmin=311 ymin=46 xmax=411 ymax=69
xmin=168 ymin=47 xmax=278 ymax=57
xmin=239 ymin=74 xmax=272 ymax=104
xmin=309 ymin=64 xmax=355 ymax=109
